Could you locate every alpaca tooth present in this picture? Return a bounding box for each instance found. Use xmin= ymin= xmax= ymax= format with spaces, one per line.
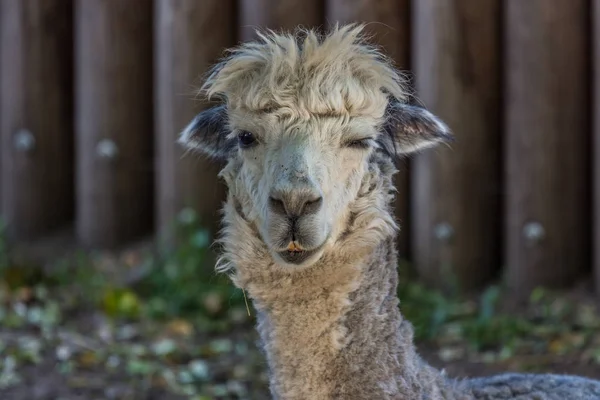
xmin=287 ymin=241 xmax=301 ymax=252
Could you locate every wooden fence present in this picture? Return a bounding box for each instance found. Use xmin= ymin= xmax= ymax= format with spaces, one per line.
xmin=0 ymin=0 xmax=598 ymax=296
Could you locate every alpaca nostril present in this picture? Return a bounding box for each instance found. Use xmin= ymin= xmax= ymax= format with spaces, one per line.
xmin=302 ymin=196 xmax=323 ymax=215
xmin=269 ymin=196 xmax=287 ymax=215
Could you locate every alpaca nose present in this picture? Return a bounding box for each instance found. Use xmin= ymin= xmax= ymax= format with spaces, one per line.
xmin=269 ymin=189 xmax=323 ymax=217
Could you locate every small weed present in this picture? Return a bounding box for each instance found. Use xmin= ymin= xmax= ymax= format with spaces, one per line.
xmin=133 ymin=208 xmax=246 ymax=321
xmin=398 ymin=264 xmax=559 ymax=355
xmin=461 ymin=285 xmax=532 ymax=352
xmin=0 ymin=219 xmax=9 ymax=271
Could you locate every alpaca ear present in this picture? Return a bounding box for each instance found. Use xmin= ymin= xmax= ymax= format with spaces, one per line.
xmin=381 ymin=101 xmax=454 ymax=156
xmin=178 ymin=105 xmax=236 ymax=160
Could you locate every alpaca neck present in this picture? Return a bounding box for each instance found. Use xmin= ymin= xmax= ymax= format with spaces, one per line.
xmin=243 ymin=238 xmax=454 ymax=399
xmin=221 ymin=153 xmax=461 ymax=398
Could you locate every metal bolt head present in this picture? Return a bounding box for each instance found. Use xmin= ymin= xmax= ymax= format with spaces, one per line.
xmin=13 ymin=129 xmax=35 ymax=152
xmin=523 ymin=221 xmax=545 ymax=243
xmin=434 ymin=222 xmax=454 ymax=242
xmin=96 ymin=139 xmax=119 ymax=159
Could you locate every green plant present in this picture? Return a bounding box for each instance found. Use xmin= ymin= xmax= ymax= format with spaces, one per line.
xmin=0 ymin=219 xmax=9 ymax=271
xmin=398 ymin=280 xmax=454 ymax=341
xmin=134 ymin=208 xmax=246 ymax=320
xmin=461 ymin=285 xmax=532 ymax=351
xmin=398 ymin=264 xmax=535 ymax=352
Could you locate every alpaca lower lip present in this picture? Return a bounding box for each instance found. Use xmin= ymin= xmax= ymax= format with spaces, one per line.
xmin=277 ymin=248 xmax=319 ymax=265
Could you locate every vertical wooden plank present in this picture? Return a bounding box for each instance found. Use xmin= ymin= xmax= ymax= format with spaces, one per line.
xmin=326 ymin=0 xmax=412 ymax=259
xmin=0 ymin=4 xmax=2 ymax=220
xmin=412 ymin=1 xmax=502 ymax=291
xmin=239 ymin=0 xmax=323 ymax=42
xmin=0 ymin=3 xmax=2 ymax=222
xmin=155 ymin=0 xmax=235 ymax=240
xmin=505 ymin=0 xmax=590 ymax=294
xmin=75 ymin=0 xmax=153 ymax=248
xmin=0 ymin=0 xmax=73 ymax=240
xmin=592 ymin=0 xmax=600 ymax=297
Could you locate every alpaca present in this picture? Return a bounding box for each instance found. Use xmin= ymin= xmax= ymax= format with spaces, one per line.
xmin=178 ymin=24 xmax=600 ymax=400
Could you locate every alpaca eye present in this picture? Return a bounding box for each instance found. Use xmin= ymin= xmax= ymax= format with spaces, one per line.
xmin=345 ymin=138 xmax=372 ymax=149
xmin=238 ymin=131 xmax=257 ymax=148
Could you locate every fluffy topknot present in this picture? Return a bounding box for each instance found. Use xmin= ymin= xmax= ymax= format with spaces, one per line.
xmin=201 ymin=24 xmax=409 ymax=119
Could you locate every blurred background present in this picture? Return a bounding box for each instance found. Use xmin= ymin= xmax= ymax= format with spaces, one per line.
xmin=0 ymin=0 xmax=599 ymax=399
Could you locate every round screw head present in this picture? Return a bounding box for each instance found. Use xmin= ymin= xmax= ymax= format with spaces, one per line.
xmin=523 ymin=221 xmax=545 ymax=243
xmin=434 ymin=222 xmax=454 ymax=242
xmin=96 ymin=139 xmax=119 ymax=159
xmin=13 ymin=129 xmax=35 ymax=152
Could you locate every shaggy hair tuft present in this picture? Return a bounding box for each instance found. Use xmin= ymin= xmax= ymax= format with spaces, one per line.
xmin=201 ymin=23 xmax=409 ymax=119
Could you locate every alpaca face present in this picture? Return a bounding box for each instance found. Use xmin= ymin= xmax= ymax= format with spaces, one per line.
xmin=178 ymin=25 xmax=453 ymax=268
xmin=180 ymin=102 xmax=451 ymax=268
xmin=219 ymin=108 xmax=383 ymax=267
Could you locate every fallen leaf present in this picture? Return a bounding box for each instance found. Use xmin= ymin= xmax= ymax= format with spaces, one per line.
xmin=77 ymin=351 xmax=99 ymax=368
xmin=165 ymin=319 xmax=194 ymax=337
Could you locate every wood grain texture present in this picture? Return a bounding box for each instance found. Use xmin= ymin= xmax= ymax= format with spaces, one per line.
xmin=155 ymin=0 xmax=234 ymax=241
xmin=75 ymin=0 xmax=153 ymax=248
xmin=412 ymin=0 xmax=502 ymax=291
xmin=593 ymin=0 xmax=600 ymax=297
xmin=0 ymin=3 xmax=2 ymax=213
xmin=0 ymin=0 xmax=73 ymax=240
xmin=505 ymin=0 xmax=590 ymax=294
xmin=326 ymin=0 xmax=412 ymax=259
xmin=239 ymin=0 xmax=323 ymax=41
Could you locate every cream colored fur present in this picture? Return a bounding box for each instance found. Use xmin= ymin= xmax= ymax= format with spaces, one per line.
xmin=179 ymin=24 xmax=600 ymax=400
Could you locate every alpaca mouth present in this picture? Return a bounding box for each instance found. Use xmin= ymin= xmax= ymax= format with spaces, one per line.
xmin=277 ymin=248 xmax=319 ymax=265
xmin=276 ymin=241 xmax=325 ymax=265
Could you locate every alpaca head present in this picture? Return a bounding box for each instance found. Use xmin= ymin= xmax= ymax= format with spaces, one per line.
xmin=179 ymin=24 xmax=452 ymax=269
